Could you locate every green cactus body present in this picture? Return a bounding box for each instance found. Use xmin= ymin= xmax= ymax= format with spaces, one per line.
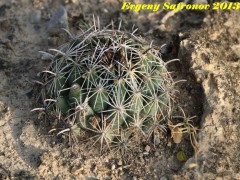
xmin=142 ymin=117 xmax=154 ymax=133
xmin=76 ymin=104 xmax=94 ymax=129
xmin=69 ymin=83 xmax=86 ymax=105
xmin=89 ymin=87 xmax=108 ymax=112
xmin=129 ymin=91 xmax=144 ymax=114
xmin=47 ymin=75 xmax=68 ymax=97
xmin=143 ymin=95 xmax=159 ymax=118
xmin=143 ymin=71 xmax=163 ymax=95
xmin=108 ymin=99 xmax=130 ymax=131
xmin=68 ymin=68 xmax=83 ymax=85
xmin=113 ymin=78 xmax=127 ymax=103
xmin=41 ymin=23 xmax=174 ymax=151
xmin=56 ymin=96 xmax=70 ymax=115
xmin=103 ymin=128 xmax=115 ymax=142
xmin=110 ymin=109 xmax=127 ymax=130
xmin=81 ymin=68 xmax=98 ymax=89
xmin=71 ymin=124 xmax=81 ymax=135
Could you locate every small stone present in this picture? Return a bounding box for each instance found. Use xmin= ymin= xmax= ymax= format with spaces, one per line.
xmin=111 ymin=164 xmax=116 ymax=170
xmin=143 ymin=152 xmax=149 ymax=156
xmin=160 ymin=44 xmax=172 ymax=56
xmin=231 ymin=45 xmax=240 ymax=58
xmin=118 ymin=166 xmax=123 ymax=171
xmin=145 ymin=145 xmax=151 ymax=152
xmin=102 ymin=8 xmax=109 ymax=13
xmin=224 ymin=20 xmax=233 ymax=27
xmin=30 ymin=10 xmax=41 ymax=24
xmin=47 ymin=6 xmax=68 ymax=34
xmin=167 ymin=141 xmax=172 ymax=147
xmin=117 ymin=160 xmax=122 ymax=166
xmin=154 ymin=151 xmax=160 ymax=157
xmin=154 ymin=137 xmax=160 ymax=146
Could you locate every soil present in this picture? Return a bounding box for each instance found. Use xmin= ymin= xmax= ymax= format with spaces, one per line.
xmin=0 ymin=0 xmax=239 ymax=179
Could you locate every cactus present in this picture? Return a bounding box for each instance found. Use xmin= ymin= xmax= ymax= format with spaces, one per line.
xmin=40 ymin=21 xmax=174 ymax=152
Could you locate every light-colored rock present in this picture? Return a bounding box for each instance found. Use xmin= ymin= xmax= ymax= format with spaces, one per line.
xmin=47 ymin=6 xmax=68 ymax=34
xmin=231 ymin=44 xmax=240 ymax=58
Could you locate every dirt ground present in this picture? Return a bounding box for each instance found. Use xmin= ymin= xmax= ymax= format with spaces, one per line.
xmin=0 ymin=0 xmax=239 ymax=179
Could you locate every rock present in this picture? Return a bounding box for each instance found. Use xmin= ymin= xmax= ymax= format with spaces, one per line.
xmin=154 ymin=137 xmax=161 ymax=146
xmin=47 ymin=6 xmax=68 ymax=35
xmin=231 ymin=44 xmax=240 ymax=58
xmin=184 ymin=157 xmax=198 ymax=169
xmin=167 ymin=141 xmax=172 ymax=147
xmin=145 ymin=145 xmax=151 ymax=152
xmin=111 ymin=164 xmax=116 ymax=170
xmin=160 ymin=44 xmax=173 ymax=56
xmin=30 ymin=10 xmax=41 ymax=24
xmin=154 ymin=151 xmax=160 ymax=157
xmin=117 ymin=160 xmax=123 ymax=166
xmin=224 ymin=19 xmax=233 ymax=27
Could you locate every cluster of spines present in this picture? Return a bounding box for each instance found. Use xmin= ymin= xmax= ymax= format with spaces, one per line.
xmin=40 ymin=24 xmax=174 ymax=152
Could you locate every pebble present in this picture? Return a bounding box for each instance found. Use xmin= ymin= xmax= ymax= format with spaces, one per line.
xmin=154 ymin=137 xmax=161 ymax=146
xmin=231 ymin=45 xmax=240 ymax=58
xmin=154 ymin=151 xmax=160 ymax=157
xmin=167 ymin=141 xmax=172 ymax=147
xmin=145 ymin=145 xmax=151 ymax=152
xmin=143 ymin=151 xmax=149 ymax=156
xmin=160 ymin=44 xmax=172 ymax=56
xmin=47 ymin=6 xmax=68 ymax=34
xmin=117 ymin=160 xmax=122 ymax=166
xmin=30 ymin=10 xmax=41 ymax=24
xmin=111 ymin=164 xmax=116 ymax=170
